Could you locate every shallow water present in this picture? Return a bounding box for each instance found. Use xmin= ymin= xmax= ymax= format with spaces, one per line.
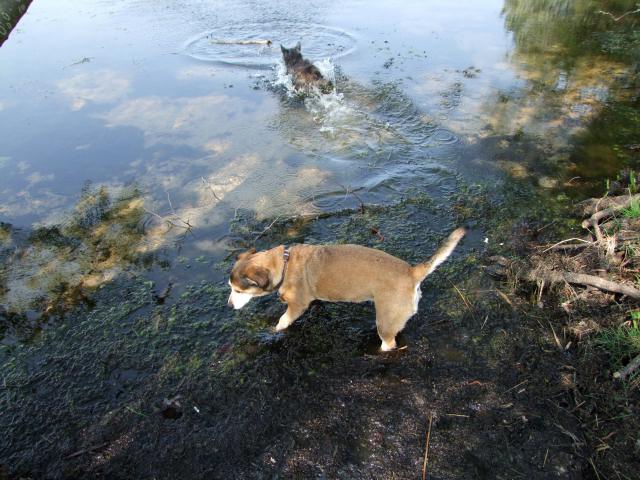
xmin=0 ymin=0 xmax=638 ymax=321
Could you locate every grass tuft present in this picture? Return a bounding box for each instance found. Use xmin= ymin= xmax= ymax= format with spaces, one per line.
xmin=594 ymin=316 xmax=640 ymax=371
xmin=621 ymin=199 xmax=640 ymax=219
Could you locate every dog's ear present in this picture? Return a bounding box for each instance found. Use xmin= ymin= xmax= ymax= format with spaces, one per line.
xmin=245 ymin=265 xmax=270 ymax=289
xmin=294 ymin=41 xmax=301 ymax=52
xmin=237 ymin=248 xmax=256 ymax=261
xmin=280 ymin=44 xmax=286 ymax=54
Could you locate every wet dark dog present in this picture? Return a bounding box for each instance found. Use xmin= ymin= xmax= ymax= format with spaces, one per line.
xmin=281 ymin=42 xmax=334 ymax=94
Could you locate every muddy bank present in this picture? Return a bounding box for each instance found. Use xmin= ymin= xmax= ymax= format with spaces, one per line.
xmin=1 ymin=180 xmax=610 ymax=479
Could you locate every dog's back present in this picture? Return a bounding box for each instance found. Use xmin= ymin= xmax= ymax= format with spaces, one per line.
xmin=281 ymin=42 xmax=333 ymax=93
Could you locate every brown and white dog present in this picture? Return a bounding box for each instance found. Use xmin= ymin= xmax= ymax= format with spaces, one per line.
xmin=228 ymin=228 xmax=465 ymax=351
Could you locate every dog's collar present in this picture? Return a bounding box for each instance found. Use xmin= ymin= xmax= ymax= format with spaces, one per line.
xmin=274 ymin=246 xmax=290 ymax=290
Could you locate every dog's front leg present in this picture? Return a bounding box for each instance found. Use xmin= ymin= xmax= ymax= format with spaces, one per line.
xmin=275 ymin=302 xmax=308 ymax=331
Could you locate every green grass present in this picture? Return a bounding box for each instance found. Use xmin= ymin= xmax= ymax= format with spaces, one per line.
xmin=621 ymin=199 xmax=640 ymax=219
xmin=595 ymin=316 xmax=640 ymax=372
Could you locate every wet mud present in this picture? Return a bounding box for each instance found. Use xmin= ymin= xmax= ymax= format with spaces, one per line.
xmin=1 ymin=185 xmax=623 ymax=479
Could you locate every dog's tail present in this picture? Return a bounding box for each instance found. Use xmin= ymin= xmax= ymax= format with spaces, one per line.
xmin=412 ymin=227 xmax=466 ymax=282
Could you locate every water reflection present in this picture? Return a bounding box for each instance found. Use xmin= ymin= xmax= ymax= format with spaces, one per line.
xmin=1 ymin=185 xmax=147 ymax=316
xmin=458 ymin=0 xmax=640 ymax=192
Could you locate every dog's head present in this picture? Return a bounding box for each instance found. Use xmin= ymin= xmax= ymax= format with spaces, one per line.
xmin=227 ymin=248 xmax=277 ymax=309
xmin=280 ymin=42 xmax=302 ymax=66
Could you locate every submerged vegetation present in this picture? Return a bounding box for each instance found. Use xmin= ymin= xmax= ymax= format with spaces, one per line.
xmin=0 ymin=185 xmax=150 ymax=333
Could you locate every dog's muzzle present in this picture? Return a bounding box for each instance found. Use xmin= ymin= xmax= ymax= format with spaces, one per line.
xmin=228 ymin=290 xmax=254 ymax=309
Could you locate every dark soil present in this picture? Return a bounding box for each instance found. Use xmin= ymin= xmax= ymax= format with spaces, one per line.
xmin=1 ymin=186 xmax=638 ymax=480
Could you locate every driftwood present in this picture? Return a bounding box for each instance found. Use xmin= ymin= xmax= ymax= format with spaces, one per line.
xmin=210 ymin=39 xmax=272 ymax=46
xmin=613 ymin=354 xmax=640 ymax=380
xmin=575 ymin=194 xmax=640 ymax=216
xmin=488 ymin=256 xmax=640 ymax=300
xmin=581 ymin=194 xmax=640 ymax=229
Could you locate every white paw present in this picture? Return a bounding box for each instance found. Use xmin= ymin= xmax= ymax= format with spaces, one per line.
xmin=274 ymin=322 xmax=288 ymax=332
xmin=380 ymin=340 xmax=396 ymax=352
xmin=275 ymin=314 xmax=292 ymax=332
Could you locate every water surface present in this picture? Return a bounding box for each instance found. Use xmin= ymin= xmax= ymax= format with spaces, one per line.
xmin=0 ymin=0 xmax=638 ymax=319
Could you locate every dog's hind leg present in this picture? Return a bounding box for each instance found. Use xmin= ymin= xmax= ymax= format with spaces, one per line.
xmin=375 ymin=296 xmax=415 ymax=351
xmin=275 ymin=300 xmax=309 ymax=332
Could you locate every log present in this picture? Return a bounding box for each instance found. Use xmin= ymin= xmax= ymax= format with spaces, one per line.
xmin=581 ymin=194 xmax=640 ymax=229
xmin=523 ymin=269 xmax=640 ymax=300
xmin=575 ymin=193 xmax=640 ymax=217
xmin=613 ymin=353 xmax=640 ymax=381
xmin=488 ymin=257 xmax=640 ymax=300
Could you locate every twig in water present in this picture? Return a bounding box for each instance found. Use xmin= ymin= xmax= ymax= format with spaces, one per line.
xmin=338 ymin=183 xmax=365 ymax=213
xmin=254 ymin=216 xmax=282 ymax=242
xmin=597 ymin=8 xmax=640 ymax=22
xmin=201 ymin=176 xmax=222 ymax=202
xmin=421 ymin=412 xmax=433 ymax=480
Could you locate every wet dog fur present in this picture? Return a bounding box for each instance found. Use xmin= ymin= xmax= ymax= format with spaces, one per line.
xmin=227 ymin=228 xmax=466 ymax=351
xmin=281 ymin=42 xmax=334 ymax=94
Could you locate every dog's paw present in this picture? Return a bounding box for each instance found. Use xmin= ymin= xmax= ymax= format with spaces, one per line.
xmin=274 ymin=322 xmax=289 ymax=332
xmin=380 ymin=340 xmax=397 ymax=352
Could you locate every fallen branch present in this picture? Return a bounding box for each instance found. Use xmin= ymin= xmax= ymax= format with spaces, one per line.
xmin=576 ymin=193 xmax=640 ymax=216
xmin=540 ymin=237 xmax=593 ymax=253
xmin=210 ymin=39 xmax=272 ymax=46
xmin=597 ymin=8 xmax=640 ymax=22
xmin=529 ymin=269 xmax=640 ymax=300
xmin=613 ymin=353 xmax=640 ymax=381
xmin=64 ymin=442 xmax=109 ymax=459
xmin=581 ymin=194 xmax=640 ymax=229
xmin=489 ymin=257 xmax=640 ymax=300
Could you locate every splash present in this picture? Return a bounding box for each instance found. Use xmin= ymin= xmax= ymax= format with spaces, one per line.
xmin=274 ymin=58 xmax=362 ymax=136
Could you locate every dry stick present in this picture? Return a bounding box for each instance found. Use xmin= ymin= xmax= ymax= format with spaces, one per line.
xmin=503 ymin=379 xmax=528 ymax=395
xmin=451 ymin=282 xmax=472 ymax=311
xmin=548 ymin=321 xmax=564 ymax=350
xmin=613 ymin=353 xmax=640 ymax=380
xmin=577 ymin=193 xmax=640 ymax=216
xmin=541 ymin=237 xmax=593 ymax=253
xmin=489 ymin=256 xmax=640 ymax=299
xmin=547 ymin=243 xmax=592 ymax=252
xmin=524 ymin=269 xmax=640 ymax=300
xmin=421 ymin=413 xmax=433 ymax=480
xmin=64 ymin=442 xmax=109 ymax=459
xmin=597 ymin=8 xmax=640 ymax=22
xmin=210 ymin=39 xmax=272 ymax=45
xmin=581 ymin=195 xmax=640 ymax=229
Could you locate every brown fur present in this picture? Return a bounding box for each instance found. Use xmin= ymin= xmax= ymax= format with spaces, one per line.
xmin=228 ymin=228 xmax=466 ymax=351
xmin=281 ymin=42 xmax=334 ymax=94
